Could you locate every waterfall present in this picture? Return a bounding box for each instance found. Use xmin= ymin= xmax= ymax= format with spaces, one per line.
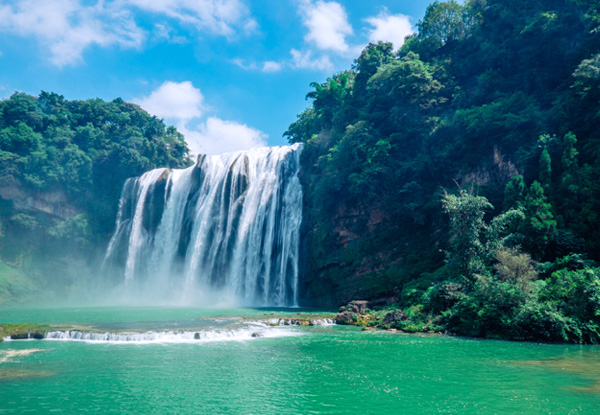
xmin=102 ymin=144 xmax=303 ymax=306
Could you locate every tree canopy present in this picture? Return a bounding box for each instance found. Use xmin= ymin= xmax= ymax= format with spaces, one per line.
xmin=0 ymin=92 xmax=191 ymax=252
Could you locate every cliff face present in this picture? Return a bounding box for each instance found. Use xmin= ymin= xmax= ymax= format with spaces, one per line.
xmin=0 ymin=178 xmax=83 ymax=221
xmin=297 ymin=146 xmax=515 ymax=308
xmin=298 ymin=193 xmax=444 ymax=307
xmin=0 ymin=177 xmax=91 ymax=304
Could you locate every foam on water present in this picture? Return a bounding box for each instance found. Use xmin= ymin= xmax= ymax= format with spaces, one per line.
xmin=43 ymin=323 xmax=302 ymax=344
xmin=0 ymin=349 xmax=44 ymax=363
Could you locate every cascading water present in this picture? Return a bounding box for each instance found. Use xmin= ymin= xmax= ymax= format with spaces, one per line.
xmin=102 ymin=144 xmax=303 ymax=306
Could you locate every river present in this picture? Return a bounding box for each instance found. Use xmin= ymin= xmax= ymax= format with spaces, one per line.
xmin=1 ymin=307 xmax=599 ymax=414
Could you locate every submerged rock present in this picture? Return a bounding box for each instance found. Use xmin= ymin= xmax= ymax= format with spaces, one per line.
xmin=251 ymin=332 xmax=263 ymax=338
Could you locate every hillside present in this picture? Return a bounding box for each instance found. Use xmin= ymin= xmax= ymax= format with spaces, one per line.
xmin=290 ymin=0 xmax=600 ymax=342
xmin=0 ymin=93 xmax=191 ymax=300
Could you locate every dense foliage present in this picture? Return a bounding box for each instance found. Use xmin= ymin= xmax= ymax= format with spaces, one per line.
xmin=290 ymin=0 xmax=600 ymax=342
xmin=0 ymin=92 xmax=190 ymax=268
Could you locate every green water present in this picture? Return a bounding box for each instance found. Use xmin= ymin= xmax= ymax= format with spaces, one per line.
xmin=1 ymin=307 xmax=599 ymax=414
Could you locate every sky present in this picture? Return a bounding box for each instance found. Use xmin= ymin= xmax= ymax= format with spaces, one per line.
xmin=0 ymin=0 xmax=432 ymax=155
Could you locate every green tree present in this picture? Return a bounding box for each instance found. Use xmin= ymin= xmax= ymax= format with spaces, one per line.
xmin=442 ymin=188 xmax=493 ymax=282
xmin=521 ymin=181 xmax=556 ymax=259
xmin=504 ymin=175 xmax=526 ymax=210
xmin=558 ymin=132 xmax=580 ymax=227
xmin=352 ymin=41 xmax=395 ymax=97
xmin=416 ymin=0 xmax=473 ymax=49
xmin=539 ymin=147 xmax=552 ymax=192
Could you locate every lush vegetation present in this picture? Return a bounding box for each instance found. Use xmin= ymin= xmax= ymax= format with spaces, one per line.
xmin=0 ymin=92 xmax=190 ymax=298
xmin=290 ymin=0 xmax=600 ymax=342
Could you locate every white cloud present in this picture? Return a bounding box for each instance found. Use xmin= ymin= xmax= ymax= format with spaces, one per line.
xmin=299 ymin=0 xmax=353 ymax=53
xmin=181 ymin=117 xmax=267 ymax=155
xmin=290 ymin=48 xmax=332 ymax=71
xmin=126 ymin=0 xmax=255 ymax=37
xmin=243 ymin=18 xmax=259 ymax=34
xmin=134 ymin=81 xmax=267 ymax=156
xmin=262 ymin=61 xmax=282 ymax=72
xmin=153 ymin=23 xmax=187 ymax=43
xmin=366 ymin=11 xmax=414 ymax=50
xmin=232 ymin=58 xmax=257 ymax=71
xmin=231 ymin=59 xmax=285 ymax=73
xmin=0 ymin=0 xmax=258 ymax=66
xmin=133 ymin=81 xmax=204 ymax=121
xmin=0 ymin=0 xmax=144 ymax=67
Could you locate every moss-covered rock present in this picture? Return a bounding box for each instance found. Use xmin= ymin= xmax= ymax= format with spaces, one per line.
xmin=382 ymin=310 xmax=408 ymax=326
xmin=335 ymin=310 xmax=355 ymax=324
xmin=0 ymin=323 xmax=52 ymax=340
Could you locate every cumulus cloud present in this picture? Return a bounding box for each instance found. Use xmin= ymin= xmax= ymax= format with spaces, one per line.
xmin=290 ymin=48 xmax=332 ymax=71
xmin=133 ymin=81 xmax=204 ymax=121
xmin=0 ymin=0 xmax=144 ymax=67
xmin=366 ymin=11 xmax=414 ymax=50
xmin=299 ymin=0 xmax=353 ymax=53
xmin=134 ymin=81 xmax=267 ymax=155
xmin=180 ymin=117 xmax=267 ymax=155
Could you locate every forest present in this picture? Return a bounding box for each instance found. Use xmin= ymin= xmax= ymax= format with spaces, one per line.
xmin=289 ymin=0 xmax=600 ymax=343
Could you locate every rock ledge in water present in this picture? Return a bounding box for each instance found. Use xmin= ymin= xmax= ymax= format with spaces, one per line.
xmin=0 ymin=323 xmax=53 ymax=341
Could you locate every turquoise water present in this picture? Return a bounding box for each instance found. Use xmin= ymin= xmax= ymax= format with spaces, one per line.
xmin=1 ymin=307 xmax=599 ymax=414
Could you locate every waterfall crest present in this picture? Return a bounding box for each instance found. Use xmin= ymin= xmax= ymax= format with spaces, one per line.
xmin=103 ymin=144 xmax=303 ymax=306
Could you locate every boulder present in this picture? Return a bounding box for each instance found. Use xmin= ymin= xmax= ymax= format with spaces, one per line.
xmin=348 ymin=300 xmax=369 ymax=314
xmin=382 ymin=310 xmax=408 ymax=326
xmin=335 ymin=311 xmax=355 ymax=325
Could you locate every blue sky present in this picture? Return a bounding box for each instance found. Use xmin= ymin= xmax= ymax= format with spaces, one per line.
xmin=0 ymin=0 xmax=431 ymax=155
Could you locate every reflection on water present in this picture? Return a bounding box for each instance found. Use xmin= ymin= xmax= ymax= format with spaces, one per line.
xmin=0 ymin=369 xmax=55 ymax=382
